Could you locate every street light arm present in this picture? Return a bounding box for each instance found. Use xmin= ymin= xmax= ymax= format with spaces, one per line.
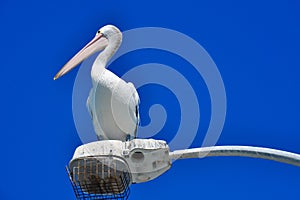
xmin=169 ymin=146 xmax=300 ymax=167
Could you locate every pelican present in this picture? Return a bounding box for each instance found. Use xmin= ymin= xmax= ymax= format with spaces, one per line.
xmin=54 ymin=25 xmax=139 ymax=141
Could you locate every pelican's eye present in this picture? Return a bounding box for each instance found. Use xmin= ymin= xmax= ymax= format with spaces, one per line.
xmin=96 ymin=30 xmax=101 ymax=35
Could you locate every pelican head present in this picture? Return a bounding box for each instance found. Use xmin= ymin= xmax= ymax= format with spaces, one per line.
xmin=54 ymin=25 xmax=121 ymax=80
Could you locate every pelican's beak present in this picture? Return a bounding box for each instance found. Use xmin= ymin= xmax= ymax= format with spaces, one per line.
xmin=54 ymin=33 xmax=108 ymax=80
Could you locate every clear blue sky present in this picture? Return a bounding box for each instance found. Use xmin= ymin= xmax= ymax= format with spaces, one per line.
xmin=1 ymin=0 xmax=300 ymax=199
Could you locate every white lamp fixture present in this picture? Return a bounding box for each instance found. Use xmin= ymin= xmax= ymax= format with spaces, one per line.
xmin=67 ymin=139 xmax=300 ymax=200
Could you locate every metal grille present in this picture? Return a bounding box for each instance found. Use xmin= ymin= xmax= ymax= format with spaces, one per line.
xmin=67 ymin=157 xmax=131 ymax=200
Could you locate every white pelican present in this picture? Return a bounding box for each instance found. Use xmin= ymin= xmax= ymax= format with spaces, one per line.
xmin=54 ymin=25 xmax=140 ymax=141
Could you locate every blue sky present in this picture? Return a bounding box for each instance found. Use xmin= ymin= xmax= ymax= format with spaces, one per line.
xmin=1 ymin=0 xmax=300 ymax=199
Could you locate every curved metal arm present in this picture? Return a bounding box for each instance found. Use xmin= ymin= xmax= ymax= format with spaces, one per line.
xmin=169 ymin=146 xmax=300 ymax=167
